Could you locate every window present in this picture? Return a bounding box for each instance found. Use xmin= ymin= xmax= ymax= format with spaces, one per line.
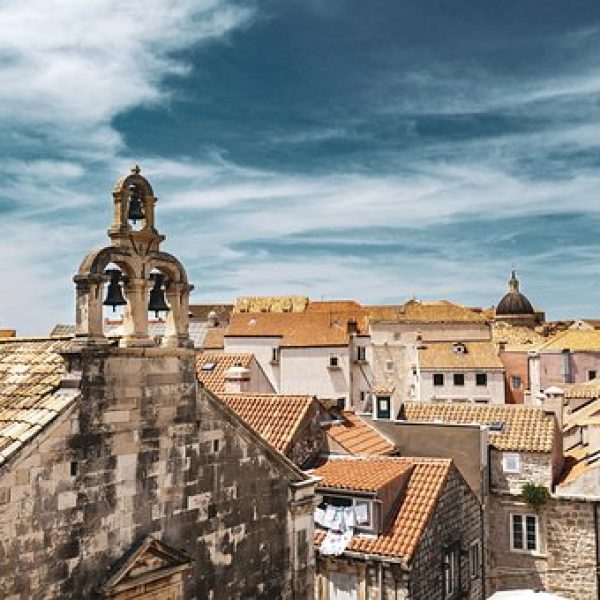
xmin=502 ymin=452 xmax=521 ymax=473
xmin=393 ymin=332 xmax=401 ymax=341
xmin=510 ymin=513 xmax=539 ymax=552
xmin=328 ymin=571 xmax=358 ymax=600
xmin=453 ymin=373 xmax=465 ymax=386
xmin=589 ymin=370 xmax=598 ymax=381
xmin=433 ymin=373 xmax=444 ymax=387
xmin=271 ymin=347 xmax=280 ymax=364
xmin=476 ymin=373 xmax=487 ymax=386
xmin=356 ymin=346 xmax=367 ymax=362
xmin=385 ymin=360 xmax=394 ymax=373
xmin=511 ymin=375 xmax=522 ymax=390
xmin=469 ymin=541 xmax=481 ymax=580
xmin=201 ymin=362 xmax=216 ymax=372
xmin=443 ymin=544 xmax=460 ymax=599
xmin=376 ymin=396 xmax=391 ymax=419
xmin=329 ymin=355 xmax=340 ymax=368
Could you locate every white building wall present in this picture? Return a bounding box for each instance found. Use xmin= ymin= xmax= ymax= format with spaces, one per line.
xmin=224 ymin=336 xmax=282 ymax=392
xmin=418 ymin=369 xmax=505 ymax=404
xmin=279 ymin=346 xmax=351 ymax=404
xmin=370 ymin=322 xmax=491 ymax=344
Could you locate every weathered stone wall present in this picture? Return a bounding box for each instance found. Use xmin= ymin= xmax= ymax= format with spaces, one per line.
xmin=487 ymin=493 xmax=598 ymax=599
xmin=288 ymin=401 xmax=328 ymax=469
xmin=490 ymin=449 xmax=554 ymax=494
xmin=409 ymin=467 xmax=483 ymax=600
xmin=0 ymin=344 xmax=314 ymax=599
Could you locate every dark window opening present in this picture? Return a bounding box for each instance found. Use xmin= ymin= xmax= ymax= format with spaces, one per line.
xmin=433 ymin=373 xmax=444 ymax=386
xmin=476 ymin=373 xmax=487 ymax=386
xmin=453 ymin=373 xmax=465 ymax=386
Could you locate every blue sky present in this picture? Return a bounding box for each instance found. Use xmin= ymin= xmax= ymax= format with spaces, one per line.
xmin=2 ymin=0 xmax=600 ymax=333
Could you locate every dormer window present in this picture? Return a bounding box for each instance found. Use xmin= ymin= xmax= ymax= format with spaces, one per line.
xmin=453 ymin=342 xmax=467 ymax=354
xmin=318 ymin=495 xmax=374 ymax=531
xmin=356 ymin=346 xmax=367 ymax=362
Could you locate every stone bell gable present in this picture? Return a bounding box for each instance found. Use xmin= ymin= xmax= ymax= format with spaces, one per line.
xmin=0 ymin=168 xmax=316 ymax=599
xmin=74 ymin=165 xmax=192 ymax=348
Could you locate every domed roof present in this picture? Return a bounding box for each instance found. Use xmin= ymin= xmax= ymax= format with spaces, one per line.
xmin=496 ymin=271 xmax=534 ymax=316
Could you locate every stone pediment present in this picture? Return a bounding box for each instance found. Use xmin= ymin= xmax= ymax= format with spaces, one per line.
xmin=101 ymin=536 xmax=191 ymax=597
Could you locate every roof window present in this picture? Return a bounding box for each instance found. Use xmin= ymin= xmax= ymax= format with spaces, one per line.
xmin=201 ymin=362 xmax=216 ymax=372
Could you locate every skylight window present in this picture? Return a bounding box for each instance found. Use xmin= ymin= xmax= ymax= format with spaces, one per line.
xmin=201 ymin=362 xmax=217 ymax=372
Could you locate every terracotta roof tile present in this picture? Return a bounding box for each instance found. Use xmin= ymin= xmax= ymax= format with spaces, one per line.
xmin=219 ymin=393 xmax=315 ymax=454
xmin=369 ymin=300 xmax=487 ymax=324
xmin=196 ymin=352 xmax=253 ymax=394
xmin=314 ymin=457 xmax=452 ymax=560
xmin=563 ymin=380 xmax=600 ymax=400
xmin=0 ymin=338 xmax=78 ymax=467
xmin=418 ymin=341 xmax=503 ymax=369
xmin=311 ymin=457 xmax=411 ymax=492
xmin=492 ymin=323 xmax=547 ymax=351
xmin=564 ymin=399 xmax=600 ymax=430
xmin=327 ymin=411 xmax=395 ymax=456
xmin=539 ymin=330 xmax=600 ymax=352
xmin=402 ymin=402 xmax=556 ymax=452
xmin=226 ymin=309 xmax=368 ymax=348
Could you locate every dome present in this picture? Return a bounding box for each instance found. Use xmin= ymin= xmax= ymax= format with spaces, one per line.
xmin=496 ymin=271 xmax=534 ymax=316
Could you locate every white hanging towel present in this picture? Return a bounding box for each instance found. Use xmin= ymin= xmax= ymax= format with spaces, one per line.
xmin=314 ymin=507 xmax=327 ymax=527
xmin=344 ymin=507 xmax=356 ymax=528
xmin=355 ymin=503 xmax=369 ymax=525
xmin=323 ymin=505 xmax=336 ymax=529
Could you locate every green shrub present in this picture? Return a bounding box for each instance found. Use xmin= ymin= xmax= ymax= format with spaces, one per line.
xmin=522 ymin=482 xmax=550 ymax=510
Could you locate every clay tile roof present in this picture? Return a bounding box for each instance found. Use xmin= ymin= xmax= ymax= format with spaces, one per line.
xmin=311 ymin=457 xmax=411 ymax=492
xmin=563 ymin=380 xmax=600 ymax=400
xmin=369 ymin=300 xmax=487 ymax=324
xmin=538 ymin=330 xmax=600 ymax=352
xmin=0 ymin=338 xmax=77 ymax=467
xmin=226 ymin=309 xmax=368 ymax=348
xmin=201 ymin=328 xmax=225 ymax=350
xmin=196 ymin=352 xmax=253 ymax=394
xmin=314 ymin=457 xmax=452 ymax=560
xmin=327 ymin=411 xmax=395 ymax=456
xmin=563 ymin=399 xmax=600 ymax=430
xmin=491 ymin=323 xmax=547 ymax=351
xmin=219 ymin=393 xmax=315 ymax=454
xmin=402 ymin=402 xmax=556 ymax=453
xmin=418 ymin=341 xmax=503 ymax=370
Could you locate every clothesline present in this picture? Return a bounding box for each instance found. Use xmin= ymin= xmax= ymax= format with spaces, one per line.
xmin=315 ymin=503 xmax=370 ymax=556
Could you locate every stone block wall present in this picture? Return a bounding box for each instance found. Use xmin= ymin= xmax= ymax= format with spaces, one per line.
xmin=488 ymin=494 xmax=597 ymax=599
xmin=409 ymin=467 xmax=483 ymax=599
xmin=490 ymin=450 xmax=553 ymax=494
xmin=0 ymin=344 xmax=314 ymax=599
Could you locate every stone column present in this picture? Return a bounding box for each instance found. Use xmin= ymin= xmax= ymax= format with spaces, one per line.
xmin=74 ymin=276 xmax=104 ymax=340
xmin=121 ymin=278 xmax=152 ymax=347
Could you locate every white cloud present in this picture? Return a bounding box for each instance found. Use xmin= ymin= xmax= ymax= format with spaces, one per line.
xmin=0 ymin=0 xmax=253 ymax=155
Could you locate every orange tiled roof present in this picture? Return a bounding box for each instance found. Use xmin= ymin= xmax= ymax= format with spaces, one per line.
xmin=538 ymin=329 xmax=600 ymax=352
xmin=369 ymin=300 xmax=487 ymax=324
xmin=418 ymin=341 xmax=503 ymax=369
xmin=403 ymin=402 xmax=556 ymax=452
xmin=196 ymin=352 xmax=253 ymax=394
xmin=314 ymin=457 xmax=452 ymax=560
xmin=219 ymin=393 xmax=315 ymax=454
xmin=327 ymin=411 xmax=395 ymax=456
xmin=491 ymin=322 xmax=547 ymax=351
xmin=563 ymin=380 xmax=600 ymax=400
xmin=226 ymin=310 xmax=368 ymax=348
xmin=0 ymin=338 xmax=77 ymax=467
xmin=311 ymin=457 xmax=411 ymax=492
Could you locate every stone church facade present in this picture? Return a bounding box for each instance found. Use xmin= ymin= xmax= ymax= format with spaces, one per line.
xmin=0 ymin=167 xmax=316 ymax=599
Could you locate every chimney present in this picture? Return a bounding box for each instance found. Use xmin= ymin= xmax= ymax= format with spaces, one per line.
xmin=543 ymin=386 xmax=564 ymax=431
xmin=0 ymin=329 xmax=16 ymax=338
xmin=224 ymin=363 xmax=251 ymax=393
xmin=347 ymin=318 xmax=358 ymax=335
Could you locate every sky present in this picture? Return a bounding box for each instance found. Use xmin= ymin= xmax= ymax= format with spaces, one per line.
xmin=3 ymin=0 xmax=600 ymax=334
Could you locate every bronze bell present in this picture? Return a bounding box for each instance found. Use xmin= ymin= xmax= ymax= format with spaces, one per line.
xmin=148 ymin=273 xmax=169 ymax=318
xmin=127 ymin=183 xmax=144 ymax=224
xmin=103 ymin=269 xmax=127 ymax=312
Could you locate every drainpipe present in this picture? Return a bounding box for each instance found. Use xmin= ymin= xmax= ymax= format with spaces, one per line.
xmin=378 ymin=561 xmax=384 ymax=600
xmin=480 ymin=504 xmax=486 ymax=599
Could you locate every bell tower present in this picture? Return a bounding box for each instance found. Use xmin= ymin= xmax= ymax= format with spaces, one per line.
xmin=73 ymin=166 xmax=193 ymax=348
